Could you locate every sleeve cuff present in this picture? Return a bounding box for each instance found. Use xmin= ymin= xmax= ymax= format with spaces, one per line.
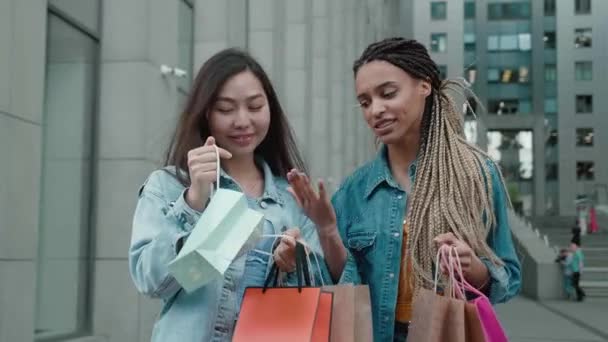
xmin=167 ymin=188 xmax=203 ymax=232
xmin=480 ymin=257 xmax=510 ymax=304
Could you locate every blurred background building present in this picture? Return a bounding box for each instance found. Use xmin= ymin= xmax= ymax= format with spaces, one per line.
xmin=0 ymin=0 xmax=607 ymax=341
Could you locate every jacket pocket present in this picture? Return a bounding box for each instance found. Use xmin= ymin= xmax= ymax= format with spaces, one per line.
xmin=346 ymin=231 xmax=377 ymax=254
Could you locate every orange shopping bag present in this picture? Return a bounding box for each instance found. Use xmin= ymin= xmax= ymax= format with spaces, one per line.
xmin=233 ymin=242 xmax=333 ymax=342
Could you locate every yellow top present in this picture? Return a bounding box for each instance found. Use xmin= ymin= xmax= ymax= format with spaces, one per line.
xmin=395 ymin=222 xmax=413 ymax=323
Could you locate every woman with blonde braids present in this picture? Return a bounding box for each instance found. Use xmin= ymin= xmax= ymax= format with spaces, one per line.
xmin=274 ymin=37 xmax=521 ymax=341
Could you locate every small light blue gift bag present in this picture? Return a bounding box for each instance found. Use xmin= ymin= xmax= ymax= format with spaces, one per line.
xmin=168 ymin=146 xmax=263 ymax=293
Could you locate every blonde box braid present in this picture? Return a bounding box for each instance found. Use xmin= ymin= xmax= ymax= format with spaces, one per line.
xmin=353 ymin=38 xmax=507 ymax=292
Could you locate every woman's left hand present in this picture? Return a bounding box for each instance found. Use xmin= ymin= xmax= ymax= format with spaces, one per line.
xmin=433 ymin=232 xmax=490 ymax=290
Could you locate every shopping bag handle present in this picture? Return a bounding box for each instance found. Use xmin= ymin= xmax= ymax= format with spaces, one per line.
xmin=208 ymin=144 xmax=221 ymax=198
xmin=263 ymin=241 xmax=312 ymax=293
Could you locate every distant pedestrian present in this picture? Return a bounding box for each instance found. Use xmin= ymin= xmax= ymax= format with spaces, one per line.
xmin=569 ymin=238 xmax=586 ymax=302
xmin=555 ymin=248 xmax=574 ymax=299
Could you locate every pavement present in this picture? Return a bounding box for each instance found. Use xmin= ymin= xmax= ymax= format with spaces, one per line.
xmin=497 ymin=296 xmax=608 ymax=342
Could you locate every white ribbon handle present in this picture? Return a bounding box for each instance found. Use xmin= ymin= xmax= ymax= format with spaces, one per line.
xmin=209 ymin=145 xmax=220 ymax=198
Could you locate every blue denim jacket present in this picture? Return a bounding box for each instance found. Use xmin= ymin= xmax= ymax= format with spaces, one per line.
xmin=129 ymin=160 xmax=331 ymax=342
xmin=332 ymin=146 xmax=522 ymax=342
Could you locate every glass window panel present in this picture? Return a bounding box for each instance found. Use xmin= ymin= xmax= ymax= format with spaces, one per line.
xmin=488 ymin=35 xmax=499 ymax=51
xmin=431 ymin=33 xmax=447 ymax=52
xmin=177 ymin=0 xmax=194 ymax=92
xmin=576 ymin=95 xmax=593 ymax=113
xmin=519 ymin=66 xmax=530 ymax=83
xmin=544 ymin=98 xmax=557 ymax=113
xmin=575 ymin=61 xmax=592 ymax=81
xmin=487 ymin=130 xmax=534 ymax=216
xmin=574 ymin=28 xmax=592 ymax=48
xmin=545 ymin=64 xmax=557 ymax=82
xmin=575 ymin=0 xmax=591 ymax=14
xmin=518 ymin=33 xmax=532 ymax=51
xmin=35 ymin=13 xmax=98 ymax=339
xmin=500 ymin=35 xmax=518 ymax=50
xmin=48 ymin=0 xmax=100 ymax=35
xmin=577 ymin=161 xmax=594 ymax=180
xmin=431 ymin=1 xmax=447 ymax=20
xmin=544 ymin=32 xmax=556 ymax=49
xmin=545 ymin=0 xmax=556 ymax=15
xmin=464 ymin=33 xmax=476 ymax=51
xmin=488 ymin=68 xmax=500 ymax=82
xmin=576 ymin=128 xmax=594 ymax=147
xmin=465 ymin=2 xmax=476 ymax=19
xmin=519 ymin=99 xmax=531 ymax=113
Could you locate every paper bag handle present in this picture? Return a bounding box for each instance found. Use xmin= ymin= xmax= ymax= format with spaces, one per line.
xmin=263 ymin=241 xmax=311 ymax=293
xmin=209 ymin=144 xmax=221 ymax=198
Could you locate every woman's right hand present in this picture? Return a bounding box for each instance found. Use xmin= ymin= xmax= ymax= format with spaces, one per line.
xmin=185 ymin=136 xmax=232 ymax=211
xmin=287 ymin=169 xmax=338 ymax=238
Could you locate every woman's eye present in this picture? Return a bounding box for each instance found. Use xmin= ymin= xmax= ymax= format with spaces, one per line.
xmin=382 ymin=90 xmax=397 ymax=98
xmin=249 ymin=105 xmax=264 ymax=112
xmin=217 ymin=107 xmax=233 ymax=113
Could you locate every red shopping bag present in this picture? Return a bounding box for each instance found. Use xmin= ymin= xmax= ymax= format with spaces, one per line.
xmin=233 ymin=242 xmax=333 ymax=342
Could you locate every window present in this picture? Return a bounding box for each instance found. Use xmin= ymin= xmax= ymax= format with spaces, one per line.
xmin=500 ymin=35 xmax=518 ymax=50
xmin=488 ymin=68 xmax=500 ymax=82
xmin=488 ymin=2 xmax=531 ymax=20
xmin=487 ymin=67 xmax=530 ymax=83
xmin=465 ymin=2 xmax=476 ymax=19
xmin=546 ymin=163 xmax=558 ymax=180
xmin=546 ymin=129 xmax=558 ymax=147
xmin=438 ymin=65 xmax=447 ymax=80
xmin=574 ymin=28 xmax=592 ymax=48
xmin=519 ymin=66 xmax=530 ymax=83
xmin=577 ymin=161 xmax=594 ymax=180
xmin=177 ymin=0 xmax=194 ymax=93
xmin=464 ymin=33 xmax=476 ymax=51
xmin=430 ymin=33 xmax=447 ymax=52
xmin=544 ymin=98 xmax=557 ymax=113
xmin=487 ymin=130 xmax=534 ymax=215
xmin=575 ymin=0 xmax=591 ymax=14
xmin=488 ymin=34 xmax=531 ymax=51
xmin=576 ymin=95 xmax=593 ymax=113
xmin=544 ymin=32 xmax=556 ymax=49
xmin=466 ymin=67 xmax=477 ymax=84
xmin=48 ymin=0 xmax=100 ymax=34
xmin=545 ymin=0 xmax=556 ymax=16
xmin=518 ymin=33 xmax=532 ymax=51
xmin=545 ymin=64 xmax=557 ymax=82
xmin=575 ymin=61 xmax=592 ymax=81
xmin=36 ymin=11 xmax=99 ymax=340
xmin=576 ymin=128 xmax=594 ymax=147
xmin=431 ymin=2 xmax=447 ymax=20
xmin=488 ymin=99 xmax=530 ymax=115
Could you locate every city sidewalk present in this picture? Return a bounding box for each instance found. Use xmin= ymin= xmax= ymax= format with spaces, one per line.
xmin=496 ymin=296 xmax=608 ymax=342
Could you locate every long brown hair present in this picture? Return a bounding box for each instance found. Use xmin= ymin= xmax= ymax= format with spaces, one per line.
xmin=164 ymin=48 xmax=306 ymax=186
xmin=353 ymin=38 xmax=507 ymax=290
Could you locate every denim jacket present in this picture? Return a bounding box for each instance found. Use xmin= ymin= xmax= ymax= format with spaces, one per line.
xmin=129 ymin=159 xmax=331 ymax=342
xmin=332 ymin=146 xmax=522 ymax=342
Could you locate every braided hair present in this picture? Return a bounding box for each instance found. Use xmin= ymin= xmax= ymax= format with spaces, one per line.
xmin=354 ymin=38 xmax=506 ymax=291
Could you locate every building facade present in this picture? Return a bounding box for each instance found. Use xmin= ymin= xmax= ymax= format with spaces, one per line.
xmin=400 ymin=0 xmax=608 ymax=217
xmin=0 ymin=0 xmax=400 ymax=341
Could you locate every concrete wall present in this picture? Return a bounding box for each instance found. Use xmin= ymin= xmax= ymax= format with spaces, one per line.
xmin=0 ymin=1 xmax=46 ymax=341
xmin=0 ymin=1 xmax=397 ymax=341
xmin=509 ymin=213 xmax=563 ymax=300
